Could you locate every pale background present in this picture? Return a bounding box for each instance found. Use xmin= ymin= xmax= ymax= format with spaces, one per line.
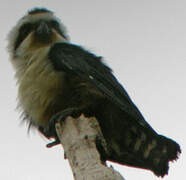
xmin=0 ymin=0 xmax=185 ymax=180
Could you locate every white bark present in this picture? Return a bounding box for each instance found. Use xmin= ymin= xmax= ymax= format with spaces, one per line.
xmin=55 ymin=114 xmax=125 ymax=180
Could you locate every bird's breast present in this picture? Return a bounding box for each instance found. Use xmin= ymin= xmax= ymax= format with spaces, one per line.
xmin=17 ymin=49 xmax=65 ymax=127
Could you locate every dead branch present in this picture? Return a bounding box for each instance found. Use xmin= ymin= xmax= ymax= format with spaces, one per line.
xmin=55 ymin=114 xmax=125 ymax=180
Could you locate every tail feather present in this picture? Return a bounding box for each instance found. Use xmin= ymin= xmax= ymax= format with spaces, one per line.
xmin=96 ymin=103 xmax=181 ymax=177
xmin=148 ymin=135 xmax=181 ymax=177
xmin=106 ymin=123 xmax=181 ymax=177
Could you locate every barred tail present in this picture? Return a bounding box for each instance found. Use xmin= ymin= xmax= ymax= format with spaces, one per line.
xmin=146 ymin=135 xmax=181 ymax=177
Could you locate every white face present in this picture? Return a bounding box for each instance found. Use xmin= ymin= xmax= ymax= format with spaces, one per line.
xmin=7 ymin=10 xmax=69 ymax=59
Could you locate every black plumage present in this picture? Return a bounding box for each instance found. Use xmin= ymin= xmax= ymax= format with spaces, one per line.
xmin=46 ymin=42 xmax=181 ymax=177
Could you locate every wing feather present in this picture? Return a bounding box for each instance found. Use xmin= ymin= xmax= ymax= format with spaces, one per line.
xmin=49 ymin=42 xmax=153 ymax=130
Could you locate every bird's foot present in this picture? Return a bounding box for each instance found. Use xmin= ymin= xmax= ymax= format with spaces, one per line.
xmin=45 ymin=107 xmax=81 ymax=148
xmin=47 ymin=107 xmax=81 ymax=132
xmin=46 ymin=138 xmax=60 ymax=148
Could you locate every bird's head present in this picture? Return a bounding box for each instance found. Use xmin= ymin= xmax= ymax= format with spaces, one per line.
xmin=7 ymin=8 xmax=69 ymax=58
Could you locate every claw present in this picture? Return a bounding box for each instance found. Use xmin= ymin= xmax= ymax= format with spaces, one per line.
xmin=44 ymin=108 xmax=80 ymax=140
xmin=45 ymin=108 xmax=80 ymax=148
xmin=46 ymin=138 xmax=60 ymax=148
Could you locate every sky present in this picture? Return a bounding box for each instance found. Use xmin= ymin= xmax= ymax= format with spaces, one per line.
xmin=0 ymin=0 xmax=185 ymax=179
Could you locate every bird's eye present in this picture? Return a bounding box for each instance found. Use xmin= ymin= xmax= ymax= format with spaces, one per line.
xmin=50 ymin=20 xmax=59 ymax=27
xmin=49 ymin=20 xmax=67 ymax=40
xmin=14 ymin=23 xmax=33 ymax=50
xmin=19 ymin=23 xmax=33 ymax=36
xmin=49 ymin=20 xmax=61 ymax=31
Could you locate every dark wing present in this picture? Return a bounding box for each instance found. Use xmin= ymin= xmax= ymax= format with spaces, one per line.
xmin=49 ymin=42 xmax=153 ymax=130
xmin=48 ymin=42 xmax=181 ymax=177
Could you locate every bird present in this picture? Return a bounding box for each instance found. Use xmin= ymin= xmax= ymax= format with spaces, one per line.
xmin=7 ymin=7 xmax=181 ymax=177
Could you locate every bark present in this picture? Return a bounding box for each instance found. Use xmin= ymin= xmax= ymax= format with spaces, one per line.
xmin=55 ymin=114 xmax=125 ymax=180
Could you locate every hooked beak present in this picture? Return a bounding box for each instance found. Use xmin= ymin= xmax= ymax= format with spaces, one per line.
xmin=35 ymin=21 xmax=52 ymax=43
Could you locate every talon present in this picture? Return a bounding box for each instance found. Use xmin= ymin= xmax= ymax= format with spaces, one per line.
xmin=46 ymin=139 xmax=60 ymax=148
xmin=44 ymin=108 xmax=80 ymax=140
xmin=45 ymin=108 xmax=80 ymax=148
